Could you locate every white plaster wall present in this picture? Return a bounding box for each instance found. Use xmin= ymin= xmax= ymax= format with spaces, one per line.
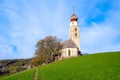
xmin=69 ymin=20 xmax=80 ymax=50
xmin=70 ymin=21 xmax=78 ymax=26
xmin=61 ymin=48 xmax=78 ymax=58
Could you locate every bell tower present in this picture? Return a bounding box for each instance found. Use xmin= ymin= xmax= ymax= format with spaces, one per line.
xmin=69 ymin=13 xmax=80 ymax=50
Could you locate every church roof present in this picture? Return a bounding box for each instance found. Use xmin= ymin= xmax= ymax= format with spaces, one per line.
xmin=62 ymin=39 xmax=78 ymax=49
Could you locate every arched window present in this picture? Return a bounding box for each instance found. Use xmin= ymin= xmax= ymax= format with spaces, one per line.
xmin=75 ymin=33 xmax=77 ymax=36
xmin=75 ymin=28 xmax=77 ymax=31
xmin=68 ymin=50 xmax=71 ymax=56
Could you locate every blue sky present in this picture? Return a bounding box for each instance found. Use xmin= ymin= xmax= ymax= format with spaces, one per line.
xmin=0 ymin=0 xmax=120 ymax=59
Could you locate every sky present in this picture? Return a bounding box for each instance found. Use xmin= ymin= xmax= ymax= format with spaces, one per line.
xmin=0 ymin=0 xmax=120 ymax=60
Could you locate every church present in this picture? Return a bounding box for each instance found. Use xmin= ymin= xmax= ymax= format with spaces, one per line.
xmin=60 ymin=12 xmax=81 ymax=59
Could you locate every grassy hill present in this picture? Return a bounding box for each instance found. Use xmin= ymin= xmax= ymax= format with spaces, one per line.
xmin=1 ymin=68 xmax=35 ymax=80
xmin=2 ymin=52 xmax=120 ymax=80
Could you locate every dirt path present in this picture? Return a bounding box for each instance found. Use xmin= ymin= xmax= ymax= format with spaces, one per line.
xmin=34 ymin=67 xmax=38 ymax=80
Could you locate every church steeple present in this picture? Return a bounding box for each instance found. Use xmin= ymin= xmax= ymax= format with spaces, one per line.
xmin=70 ymin=6 xmax=78 ymax=22
xmin=70 ymin=13 xmax=78 ymax=21
xmin=69 ymin=10 xmax=80 ymax=50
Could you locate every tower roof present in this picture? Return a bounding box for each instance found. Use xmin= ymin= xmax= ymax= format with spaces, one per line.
xmin=70 ymin=13 xmax=78 ymax=21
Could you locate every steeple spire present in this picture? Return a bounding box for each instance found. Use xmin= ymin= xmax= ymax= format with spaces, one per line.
xmin=70 ymin=6 xmax=78 ymax=21
xmin=73 ymin=5 xmax=75 ymax=14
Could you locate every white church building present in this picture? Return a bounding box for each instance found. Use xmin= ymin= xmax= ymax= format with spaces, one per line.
xmin=61 ymin=13 xmax=81 ymax=59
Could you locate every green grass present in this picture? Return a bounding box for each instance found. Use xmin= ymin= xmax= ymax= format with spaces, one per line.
xmin=1 ymin=52 xmax=120 ymax=80
xmin=2 ymin=68 xmax=35 ymax=80
xmin=38 ymin=52 xmax=120 ymax=80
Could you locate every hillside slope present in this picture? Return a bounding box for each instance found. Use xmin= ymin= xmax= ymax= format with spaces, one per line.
xmin=2 ymin=52 xmax=120 ymax=80
xmin=2 ymin=68 xmax=35 ymax=80
xmin=38 ymin=52 xmax=120 ymax=80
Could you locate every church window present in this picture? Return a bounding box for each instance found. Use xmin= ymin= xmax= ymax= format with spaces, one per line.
xmin=75 ymin=33 xmax=77 ymax=36
xmin=68 ymin=50 xmax=71 ymax=56
xmin=75 ymin=28 xmax=77 ymax=31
